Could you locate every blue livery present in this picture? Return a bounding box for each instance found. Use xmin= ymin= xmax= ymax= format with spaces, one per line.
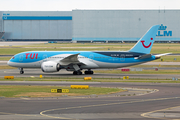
xmin=8 ymin=25 xmax=170 ymax=75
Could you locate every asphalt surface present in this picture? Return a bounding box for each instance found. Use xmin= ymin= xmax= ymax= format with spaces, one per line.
xmin=0 ymin=68 xmax=180 ymax=120
xmin=0 ymin=81 xmax=180 ymax=120
xmin=0 ymin=41 xmax=45 ymax=46
xmin=0 ymin=42 xmax=180 ymax=119
xmin=1 ymin=68 xmax=180 ymax=79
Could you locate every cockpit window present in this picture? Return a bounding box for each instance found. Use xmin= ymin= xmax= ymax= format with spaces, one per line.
xmin=12 ymin=56 xmax=15 ymax=59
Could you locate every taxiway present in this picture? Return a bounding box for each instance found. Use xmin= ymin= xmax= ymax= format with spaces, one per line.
xmin=1 ymin=68 xmax=180 ymax=79
xmin=0 ymin=82 xmax=180 ymax=120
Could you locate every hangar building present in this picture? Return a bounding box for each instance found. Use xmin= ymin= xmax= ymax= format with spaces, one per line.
xmin=0 ymin=11 xmax=72 ymax=41
xmin=0 ymin=10 xmax=179 ymax=42
xmin=72 ymin=10 xmax=179 ymax=43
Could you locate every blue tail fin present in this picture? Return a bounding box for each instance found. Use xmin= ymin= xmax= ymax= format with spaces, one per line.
xmin=129 ymin=25 xmax=160 ymax=54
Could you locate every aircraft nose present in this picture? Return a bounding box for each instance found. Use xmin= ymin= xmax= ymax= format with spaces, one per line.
xmin=7 ymin=61 xmax=11 ymax=66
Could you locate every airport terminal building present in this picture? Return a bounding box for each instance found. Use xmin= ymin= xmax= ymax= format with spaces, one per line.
xmin=0 ymin=10 xmax=179 ymax=42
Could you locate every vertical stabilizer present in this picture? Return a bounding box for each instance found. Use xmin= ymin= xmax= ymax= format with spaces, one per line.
xmin=129 ymin=25 xmax=159 ymax=54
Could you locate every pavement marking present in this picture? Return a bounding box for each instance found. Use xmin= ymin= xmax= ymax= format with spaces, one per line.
xmin=40 ymin=96 xmax=180 ymax=119
xmin=0 ymin=112 xmax=42 ymax=117
xmin=20 ymin=98 xmax=31 ymax=100
xmin=141 ymin=106 xmax=180 ymax=120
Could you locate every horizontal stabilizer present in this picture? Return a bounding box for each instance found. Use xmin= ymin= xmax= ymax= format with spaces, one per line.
xmin=154 ymin=53 xmax=172 ymax=59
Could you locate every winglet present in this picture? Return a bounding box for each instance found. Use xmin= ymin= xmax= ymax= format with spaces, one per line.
xmin=129 ymin=25 xmax=160 ymax=54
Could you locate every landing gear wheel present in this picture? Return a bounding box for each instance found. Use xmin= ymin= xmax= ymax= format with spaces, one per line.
xmin=77 ymin=71 xmax=82 ymax=75
xmin=73 ymin=71 xmax=77 ymax=75
xmin=20 ymin=70 xmax=24 ymax=74
xmin=90 ymin=71 xmax=94 ymax=74
xmin=73 ymin=71 xmax=82 ymax=75
xmin=19 ymin=68 xmax=24 ymax=74
xmin=84 ymin=70 xmax=94 ymax=74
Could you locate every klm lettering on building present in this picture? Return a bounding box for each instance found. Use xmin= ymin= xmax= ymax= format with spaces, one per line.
xmin=156 ymin=24 xmax=172 ymax=36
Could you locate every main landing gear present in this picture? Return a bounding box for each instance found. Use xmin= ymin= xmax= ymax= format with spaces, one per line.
xmin=73 ymin=69 xmax=94 ymax=75
xmin=84 ymin=70 xmax=94 ymax=75
xmin=19 ymin=68 xmax=24 ymax=74
xmin=73 ymin=70 xmax=82 ymax=75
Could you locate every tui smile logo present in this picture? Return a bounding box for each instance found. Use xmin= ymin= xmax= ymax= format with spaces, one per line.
xmin=141 ymin=38 xmax=153 ymax=48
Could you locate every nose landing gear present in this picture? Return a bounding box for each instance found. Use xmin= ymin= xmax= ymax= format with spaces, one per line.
xmin=19 ymin=68 xmax=24 ymax=74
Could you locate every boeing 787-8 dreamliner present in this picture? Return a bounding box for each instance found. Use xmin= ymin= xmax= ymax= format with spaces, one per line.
xmin=8 ymin=25 xmax=170 ymax=75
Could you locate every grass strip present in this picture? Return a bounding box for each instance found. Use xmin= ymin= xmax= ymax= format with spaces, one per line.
xmin=0 ymin=77 xmax=180 ymax=83
xmin=0 ymin=43 xmax=180 ymax=55
xmin=0 ymin=65 xmax=16 ymax=69
xmin=94 ymin=69 xmax=180 ymax=74
xmin=0 ymin=57 xmax=11 ymax=61
xmin=0 ymin=85 xmax=125 ymax=98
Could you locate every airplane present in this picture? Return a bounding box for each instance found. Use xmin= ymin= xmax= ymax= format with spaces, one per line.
xmin=7 ymin=25 xmax=170 ymax=75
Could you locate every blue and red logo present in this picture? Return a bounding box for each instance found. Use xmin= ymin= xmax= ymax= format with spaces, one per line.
xmin=141 ymin=38 xmax=153 ymax=48
xmin=25 ymin=53 xmax=38 ymax=59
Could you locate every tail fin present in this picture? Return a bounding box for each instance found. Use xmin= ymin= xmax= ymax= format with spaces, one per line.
xmin=129 ymin=25 xmax=160 ymax=54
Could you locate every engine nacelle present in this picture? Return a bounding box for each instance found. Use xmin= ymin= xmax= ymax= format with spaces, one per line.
xmin=41 ymin=61 xmax=61 ymax=72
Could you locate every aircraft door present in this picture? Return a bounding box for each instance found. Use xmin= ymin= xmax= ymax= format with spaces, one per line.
xmin=19 ymin=55 xmax=23 ymax=62
xmin=120 ymin=54 xmax=125 ymax=62
xmin=43 ymin=55 xmax=48 ymax=62
xmin=89 ymin=54 xmax=94 ymax=61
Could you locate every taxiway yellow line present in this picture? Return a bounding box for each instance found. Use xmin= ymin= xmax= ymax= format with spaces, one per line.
xmin=40 ymin=96 xmax=180 ymax=119
xmin=141 ymin=106 xmax=180 ymax=120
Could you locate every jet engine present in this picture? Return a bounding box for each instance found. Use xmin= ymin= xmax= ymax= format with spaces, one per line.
xmin=41 ymin=61 xmax=61 ymax=72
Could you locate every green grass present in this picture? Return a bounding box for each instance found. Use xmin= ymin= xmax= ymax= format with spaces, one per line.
xmin=0 ymin=85 xmax=125 ymax=98
xmin=0 ymin=43 xmax=128 ymax=55
xmin=0 ymin=57 xmax=11 ymax=61
xmin=0 ymin=65 xmax=16 ymax=69
xmin=152 ymin=56 xmax=180 ymax=62
xmin=1 ymin=43 xmax=180 ymax=55
xmin=94 ymin=69 xmax=180 ymax=74
xmin=151 ymin=44 xmax=180 ymax=54
xmin=131 ymin=65 xmax=180 ymax=68
xmin=1 ymin=77 xmax=180 ymax=83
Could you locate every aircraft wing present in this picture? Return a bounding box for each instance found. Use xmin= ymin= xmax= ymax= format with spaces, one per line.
xmin=59 ymin=53 xmax=84 ymax=65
